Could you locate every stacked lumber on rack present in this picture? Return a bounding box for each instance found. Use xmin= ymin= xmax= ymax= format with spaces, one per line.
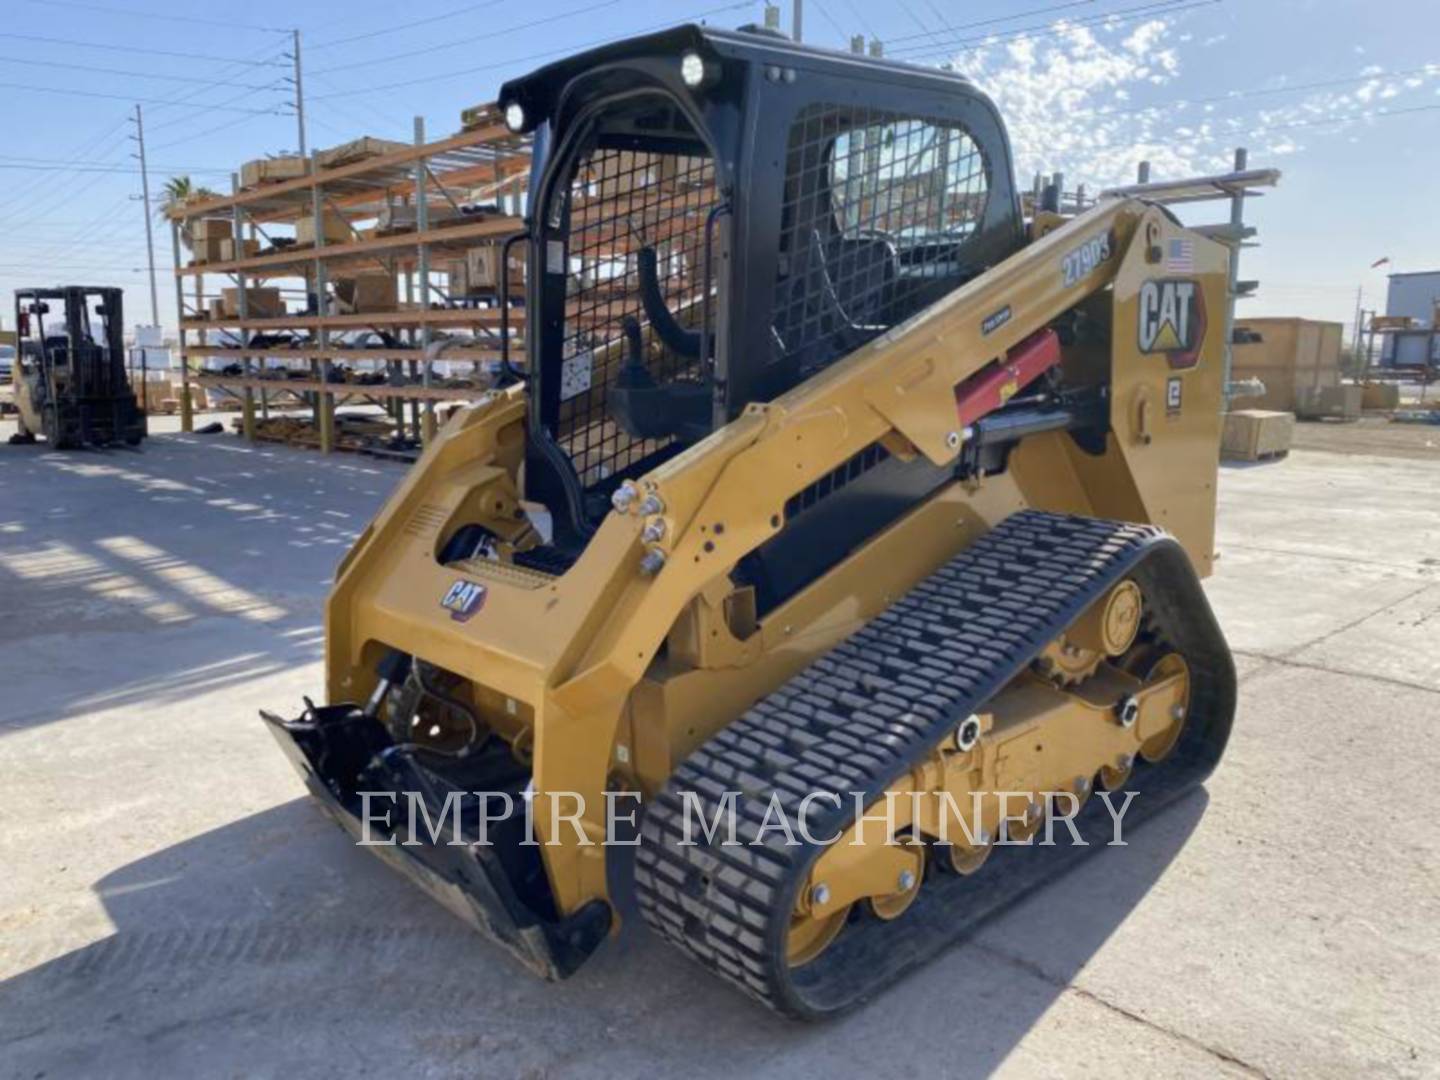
xmin=169 ymin=110 xmax=533 ymax=456
xmin=240 ymin=155 xmax=307 ymax=189
xmin=316 ymin=137 xmax=409 ymax=169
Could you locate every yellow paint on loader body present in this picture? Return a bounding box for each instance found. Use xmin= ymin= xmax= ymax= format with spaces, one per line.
xmin=323 ymin=198 xmax=1227 ymax=921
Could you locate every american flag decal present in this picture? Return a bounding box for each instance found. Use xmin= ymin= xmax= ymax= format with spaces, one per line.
xmin=1165 ymin=238 xmax=1195 ymax=272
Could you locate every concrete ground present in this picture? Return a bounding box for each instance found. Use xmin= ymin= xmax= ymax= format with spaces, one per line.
xmin=1 ymin=416 xmax=1437 ymax=1080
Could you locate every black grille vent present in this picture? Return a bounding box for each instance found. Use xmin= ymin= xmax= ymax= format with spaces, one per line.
xmin=785 ymin=443 xmax=890 ymax=521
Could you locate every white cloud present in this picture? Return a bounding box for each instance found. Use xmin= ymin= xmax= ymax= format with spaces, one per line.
xmin=955 ymin=16 xmax=1440 ymax=190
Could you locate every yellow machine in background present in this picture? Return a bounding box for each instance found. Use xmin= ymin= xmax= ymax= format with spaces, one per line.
xmin=264 ymin=24 xmax=1237 ymax=1017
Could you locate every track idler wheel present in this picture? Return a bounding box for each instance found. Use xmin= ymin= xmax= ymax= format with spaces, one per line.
xmin=1138 ymin=652 xmax=1190 ymax=763
xmin=944 ymin=835 xmax=996 ymax=876
xmin=787 ymin=893 xmax=852 ymax=967
xmin=865 ymin=834 xmax=926 ymax=920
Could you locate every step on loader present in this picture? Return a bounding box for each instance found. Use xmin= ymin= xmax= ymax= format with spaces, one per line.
xmin=263 ymin=24 xmax=1237 ymax=1018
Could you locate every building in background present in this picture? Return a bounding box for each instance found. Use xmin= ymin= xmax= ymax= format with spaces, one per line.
xmin=1381 ymin=270 xmax=1440 ymax=367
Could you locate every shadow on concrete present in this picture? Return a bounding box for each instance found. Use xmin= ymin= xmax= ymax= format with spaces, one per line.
xmin=0 ymin=434 xmax=404 ymax=731
xmin=1218 ymin=457 xmax=1290 ymax=472
xmin=0 ymin=789 xmax=1210 ymax=1078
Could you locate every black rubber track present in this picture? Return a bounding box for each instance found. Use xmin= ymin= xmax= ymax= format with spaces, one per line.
xmin=634 ymin=510 xmax=1236 ymax=1019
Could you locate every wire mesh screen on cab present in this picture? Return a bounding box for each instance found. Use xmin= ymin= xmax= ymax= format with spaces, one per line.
xmin=773 ymin=104 xmax=990 ymax=377
xmin=557 ymin=147 xmax=717 ymax=490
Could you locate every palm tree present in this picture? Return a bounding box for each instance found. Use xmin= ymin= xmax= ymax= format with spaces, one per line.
xmin=159 ymin=175 xmax=217 ymax=218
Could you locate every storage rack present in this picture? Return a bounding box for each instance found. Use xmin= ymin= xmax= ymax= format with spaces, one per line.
xmin=168 ymin=115 xmax=530 ymax=455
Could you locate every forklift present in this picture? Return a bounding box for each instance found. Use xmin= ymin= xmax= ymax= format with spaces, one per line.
xmin=8 ymin=286 xmax=145 ymax=448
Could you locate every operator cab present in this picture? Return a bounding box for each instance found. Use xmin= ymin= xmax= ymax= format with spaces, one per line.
xmin=499 ymin=24 xmax=1024 ymax=544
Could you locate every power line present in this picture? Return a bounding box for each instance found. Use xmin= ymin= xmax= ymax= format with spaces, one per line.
xmin=0 ymin=162 xmax=231 ymax=174
xmin=310 ymin=0 xmax=625 ymax=76
xmin=840 ymin=0 xmax=882 ymax=39
xmin=0 ymin=54 xmax=278 ymax=89
xmin=809 ymin=1 xmax=852 ymax=42
xmin=0 ymin=130 xmax=135 ymax=229
xmin=892 ymin=0 xmax=933 ymax=36
xmin=0 ymin=116 xmax=127 ymax=216
xmin=890 ymin=0 xmax=1217 ymax=60
xmin=309 ymin=0 xmax=756 ymax=99
xmin=0 ymin=263 xmax=148 ymax=272
xmin=1240 ymin=101 xmax=1440 ymax=135
xmin=145 ymin=72 xmax=292 ymax=134
xmin=0 ymin=82 xmax=286 ymax=113
xmin=309 ymin=0 xmax=505 ymax=51
xmin=1077 ymin=64 xmax=1440 ymax=120
xmin=149 ymin=111 xmax=281 ymax=152
xmin=307 ymin=72 xmax=415 ymax=137
xmin=1008 ymin=96 xmax=1440 ymax=166
xmin=0 ymin=30 xmax=287 ymax=65
xmin=0 ymin=48 xmax=279 ymax=250
xmin=886 ymin=0 xmax=1097 ymax=45
xmin=19 ymin=0 xmax=287 ymax=32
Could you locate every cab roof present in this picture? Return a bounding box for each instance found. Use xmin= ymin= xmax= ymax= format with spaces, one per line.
xmin=498 ymin=23 xmax=977 ymax=128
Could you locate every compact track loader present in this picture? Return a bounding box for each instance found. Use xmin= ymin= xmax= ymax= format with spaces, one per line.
xmin=264 ymin=25 xmax=1236 ymax=1018
xmin=9 ymin=286 xmax=144 ymax=448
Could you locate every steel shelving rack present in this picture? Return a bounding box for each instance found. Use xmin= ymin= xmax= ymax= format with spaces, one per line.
xmin=168 ymin=116 xmax=530 ymax=454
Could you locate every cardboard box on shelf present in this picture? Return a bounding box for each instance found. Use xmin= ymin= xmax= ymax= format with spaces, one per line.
xmin=296 ymin=209 xmax=352 ymax=247
xmin=218 ymin=238 xmax=260 ymax=262
xmin=595 ymin=151 xmax=654 ymax=201
xmin=1230 ymin=318 xmax=1343 ymax=414
xmin=189 ymin=218 xmax=233 ymax=243
xmin=129 ymin=376 xmax=176 ymax=414
xmin=207 ymin=298 xmax=226 ymax=320
xmin=240 ymin=156 xmax=308 ymax=189
xmin=189 ymin=238 xmax=227 ymax=265
xmin=317 ymin=136 xmax=409 ymax=170
xmin=1361 ymin=382 xmax=1401 ymax=410
xmin=466 ymin=244 xmax=525 ymax=289
xmin=377 ymin=202 xmax=467 ymax=232
xmin=1297 ymin=384 xmax=1362 ymax=420
xmin=441 ymin=258 xmax=469 ymax=298
xmin=1222 ymin=410 xmax=1294 ymax=461
xmin=333 ymin=273 xmax=396 ymax=314
xmin=220 ymin=286 xmax=285 ymax=319
xmin=658 ymin=155 xmax=712 ymax=193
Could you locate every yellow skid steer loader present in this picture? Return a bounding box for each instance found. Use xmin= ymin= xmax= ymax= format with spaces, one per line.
xmin=264 ymin=24 xmax=1237 ymax=1018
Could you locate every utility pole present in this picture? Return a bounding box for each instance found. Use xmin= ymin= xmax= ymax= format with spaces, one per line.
xmin=291 ymin=28 xmax=307 ymax=158
xmin=131 ymin=103 xmax=160 ymax=329
xmin=1221 ymin=146 xmax=1247 ymax=405
xmin=791 ymin=0 xmax=802 ymax=42
xmin=1351 ymin=284 xmax=1364 ymax=366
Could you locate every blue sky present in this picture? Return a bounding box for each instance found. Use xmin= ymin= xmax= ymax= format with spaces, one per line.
xmin=0 ymin=0 xmax=1435 ymax=338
